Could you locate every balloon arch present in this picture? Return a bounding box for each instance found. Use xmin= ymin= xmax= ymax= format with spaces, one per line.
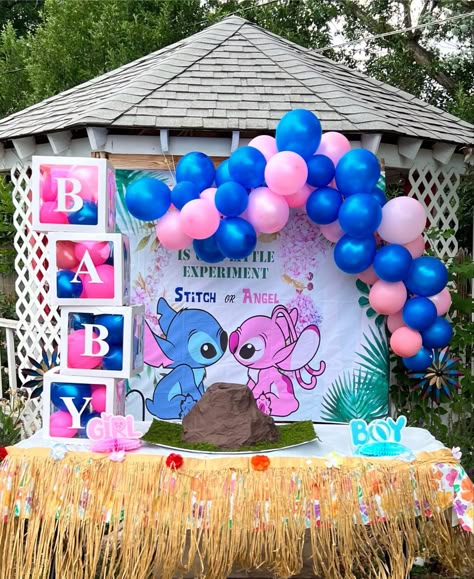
xmin=125 ymin=109 xmax=452 ymax=372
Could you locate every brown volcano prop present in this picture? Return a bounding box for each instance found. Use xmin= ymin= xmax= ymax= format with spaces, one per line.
xmin=181 ymin=383 xmax=280 ymax=449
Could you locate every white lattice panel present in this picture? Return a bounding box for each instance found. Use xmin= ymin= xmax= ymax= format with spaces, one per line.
xmin=408 ymin=164 xmax=460 ymax=259
xmin=12 ymin=162 xmax=60 ymax=436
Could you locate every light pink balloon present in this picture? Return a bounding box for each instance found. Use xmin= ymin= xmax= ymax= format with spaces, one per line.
xmin=74 ymin=241 xmax=111 ymax=266
xmin=377 ymin=197 xmax=427 ymax=244
xmin=67 ymin=329 xmax=103 ymax=369
xmin=319 ymin=220 xmax=344 ymax=243
xmin=200 ymin=187 xmax=217 ymax=203
xmin=316 ymin=132 xmax=351 ymax=166
xmin=248 ymin=135 xmax=278 ymax=162
xmin=68 ymin=165 xmax=99 ymax=202
xmin=387 ymin=310 xmax=406 ymax=333
xmin=286 ymin=184 xmax=314 ymax=208
xmin=49 ymin=410 xmax=78 ymax=438
xmin=156 ymin=211 xmax=192 ymax=250
xmin=247 ymin=187 xmax=290 ymax=234
xmin=81 ymin=264 xmax=115 ymax=299
xmin=358 ymin=266 xmax=378 ymax=285
xmin=403 ymin=235 xmax=425 ymax=258
xmin=264 ymin=151 xmax=308 ymax=196
xmin=369 ymin=280 xmax=407 ymax=315
xmin=91 ymin=385 xmax=107 ymax=413
xmin=40 ymin=201 xmax=69 ymax=225
xmin=428 ymin=287 xmax=452 ymax=316
xmin=180 ymin=198 xmax=220 ymax=239
xmin=390 ymin=327 xmax=423 ymax=357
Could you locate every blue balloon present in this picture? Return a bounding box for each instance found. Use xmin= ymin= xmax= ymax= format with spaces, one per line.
xmin=103 ymin=345 xmax=123 ymax=371
xmin=67 ymin=200 xmax=98 ymax=225
xmin=104 ymin=242 xmax=114 ymax=265
xmin=215 ymin=217 xmax=257 ymax=260
xmin=95 ymin=314 xmax=124 ymax=345
xmin=335 ymin=149 xmax=381 ymax=196
xmin=57 ymin=270 xmax=83 ymax=298
xmin=404 ymin=256 xmax=448 ymax=297
xmin=276 ymin=109 xmax=322 ymax=160
xmin=69 ymin=312 xmax=95 ymax=331
xmin=229 ymin=146 xmax=266 ymax=188
xmin=170 ymin=181 xmax=200 ymax=210
xmin=126 ymin=178 xmax=171 ymax=221
xmin=215 ymin=159 xmax=233 ymax=187
xmin=373 ymin=244 xmax=412 ymax=282
xmin=215 ymin=181 xmax=248 ymax=217
xmin=78 ymin=411 xmax=101 ymax=438
xmin=402 ymin=297 xmax=437 ymax=331
xmin=193 ymin=236 xmax=225 ymax=263
xmin=51 ymin=383 xmax=91 ymax=412
xmin=338 ymin=194 xmax=382 ymax=238
xmin=371 ymin=187 xmax=387 ymax=206
xmin=403 ymin=347 xmax=433 ymax=371
xmin=334 ymin=235 xmax=377 ymax=274
xmin=421 ymin=317 xmax=453 ymax=349
xmin=176 ymin=152 xmax=215 ymax=191
xmin=306 ymin=187 xmax=343 ymax=225
xmin=307 ymin=154 xmax=335 ymax=187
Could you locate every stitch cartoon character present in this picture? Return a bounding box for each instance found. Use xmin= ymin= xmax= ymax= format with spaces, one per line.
xmin=229 ymin=305 xmax=325 ymax=417
xmin=144 ymin=297 xmax=228 ymax=419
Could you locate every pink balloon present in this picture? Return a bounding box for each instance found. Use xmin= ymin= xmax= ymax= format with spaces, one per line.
xmin=74 ymin=241 xmax=111 ymax=265
xmin=56 ymin=240 xmax=80 ymax=270
xmin=67 ymin=329 xmax=104 ymax=369
xmin=369 ymin=280 xmax=407 ymax=315
xmin=428 ymin=288 xmax=452 ymax=316
xmin=81 ymin=264 xmax=115 ymax=299
xmin=247 ymin=187 xmax=290 ymax=234
xmin=264 ymin=151 xmax=308 ymax=196
xmin=286 ymin=184 xmax=314 ymax=208
xmin=378 ymin=197 xmax=426 ymax=244
xmin=49 ymin=410 xmax=78 ymax=438
xmin=180 ymin=199 xmax=220 ymax=239
xmin=40 ymin=201 xmax=68 ymax=225
xmin=390 ymin=327 xmax=423 ymax=357
xmin=156 ymin=211 xmax=192 ymax=250
xmin=403 ymin=235 xmax=425 ymax=258
xmin=316 ymin=132 xmax=351 ymax=165
xmin=387 ymin=311 xmax=406 ymax=333
xmin=200 ymin=187 xmax=217 ymax=203
xmin=319 ymin=220 xmax=344 ymax=243
xmin=358 ymin=266 xmax=378 ymax=285
xmin=248 ymin=135 xmax=278 ymax=162
xmin=91 ymin=384 xmax=107 ymax=413
xmin=67 ymin=165 xmax=99 ymax=202
xmin=40 ymin=166 xmax=70 ymax=202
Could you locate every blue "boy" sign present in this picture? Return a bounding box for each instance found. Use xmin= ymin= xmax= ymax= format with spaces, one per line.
xmin=350 ymin=416 xmax=407 ymax=447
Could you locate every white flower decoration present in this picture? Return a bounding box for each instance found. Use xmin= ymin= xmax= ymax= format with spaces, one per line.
xmin=109 ymin=450 xmax=126 ymax=462
xmin=50 ymin=444 xmax=68 ymax=461
xmin=452 ymin=446 xmax=462 ymax=460
xmin=325 ymin=452 xmax=341 ymax=469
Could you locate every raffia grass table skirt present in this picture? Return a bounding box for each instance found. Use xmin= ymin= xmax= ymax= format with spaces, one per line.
xmin=0 ymin=447 xmax=473 ymax=579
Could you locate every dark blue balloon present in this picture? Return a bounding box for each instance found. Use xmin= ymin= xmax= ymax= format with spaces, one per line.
xmin=104 ymin=242 xmax=114 ymax=265
xmin=78 ymin=411 xmax=101 ymax=438
xmin=306 ymin=187 xmax=343 ymax=225
xmin=95 ymin=314 xmax=124 ymax=345
xmin=307 ymin=154 xmax=335 ymax=187
xmin=215 ymin=181 xmax=248 ymax=217
xmin=402 ymin=347 xmax=433 ymax=371
xmin=371 ymin=187 xmax=387 ymax=206
xmin=229 ymin=146 xmax=266 ymax=188
xmin=421 ymin=317 xmax=453 ymax=349
xmin=373 ymin=244 xmax=412 ymax=282
xmin=126 ymin=178 xmax=171 ymax=221
xmin=402 ymin=297 xmax=437 ymax=331
xmin=170 ymin=181 xmax=200 ymax=210
xmin=57 ymin=270 xmax=83 ymax=298
xmin=67 ymin=200 xmax=98 ymax=225
xmin=69 ymin=312 xmax=95 ymax=331
xmin=334 ymin=235 xmax=377 ymax=274
xmin=404 ymin=256 xmax=448 ymax=297
xmin=276 ymin=109 xmax=322 ymax=160
xmin=338 ymin=194 xmax=382 ymax=238
xmin=335 ymin=149 xmax=381 ymax=197
xmin=215 ymin=159 xmax=233 ymax=187
xmin=51 ymin=382 xmax=91 ymax=412
xmin=193 ymin=236 xmax=225 ymax=263
xmin=215 ymin=217 xmax=257 ymax=260
xmin=103 ymin=345 xmax=123 ymax=371
xmin=176 ymin=152 xmax=215 ymax=192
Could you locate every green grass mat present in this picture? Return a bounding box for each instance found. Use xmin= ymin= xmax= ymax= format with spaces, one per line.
xmin=142 ymin=419 xmax=318 ymax=452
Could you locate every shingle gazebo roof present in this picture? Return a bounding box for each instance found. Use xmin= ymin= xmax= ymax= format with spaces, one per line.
xmin=0 ymin=16 xmax=473 ymax=145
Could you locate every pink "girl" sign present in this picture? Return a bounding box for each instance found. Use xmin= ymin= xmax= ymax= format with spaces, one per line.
xmin=86 ymin=412 xmax=142 ymax=441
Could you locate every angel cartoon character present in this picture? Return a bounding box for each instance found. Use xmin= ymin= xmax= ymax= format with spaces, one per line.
xmin=144 ymin=297 xmax=227 ymax=419
xmin=229 ymin=305 xmax=325 ymax=416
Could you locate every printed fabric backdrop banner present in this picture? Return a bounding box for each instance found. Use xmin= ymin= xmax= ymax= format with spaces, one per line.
xmin=116 ymin=169 xmax=389 ymax=423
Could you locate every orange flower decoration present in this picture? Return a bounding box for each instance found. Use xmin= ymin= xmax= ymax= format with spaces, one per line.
xmin=251 ymin=455 xmax=270 ymax=471
xmin=460 ymin=477 xmax=473 ymax=502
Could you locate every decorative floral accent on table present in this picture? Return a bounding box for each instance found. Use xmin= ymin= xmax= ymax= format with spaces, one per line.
xmin=165 ymin=453 xmax=184 ymax=470
xmin=250 ymin=455 xmax=271 ymax=471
